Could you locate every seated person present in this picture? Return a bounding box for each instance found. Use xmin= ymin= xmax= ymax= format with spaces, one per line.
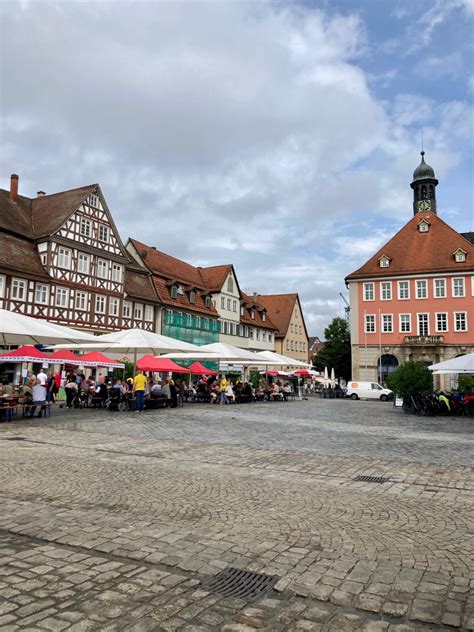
xmin=270 ymin=383 xmax=283 ymax=400
xmin=150 ymin=381 xmax=164 ymax=398
xmin=162 ymin=380 xmax=171 ymax=403
xmin=225 ymin=383 xmax=234 ymax=403
xmin=112 ymin=380 xmax=125 ymax=397
xmin=282 ymin=383 xmax=292 ymax=400
xmin=240 ymin=382 xmax=253 ymax=402
xmin=29 ymin=379 xmax=47 ymax=418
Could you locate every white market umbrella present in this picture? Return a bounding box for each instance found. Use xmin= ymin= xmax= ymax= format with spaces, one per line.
xmin=256 ymin=350 xmax=311 ymax=368
xmin=163 ymin=342 xmax=263 ymax=364
xmin=429 ymin=353 xmax=474 ymax=374
xmin=330 ymin=367 xmax=336 ymax=386
xmin=0 ymin=308 xmax=98 ymax=345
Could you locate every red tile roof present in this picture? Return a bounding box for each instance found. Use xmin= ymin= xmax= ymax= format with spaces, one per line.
xmin=124 ymin=268 xmax=160 ymax=303
xmin=130 ymin=239 xmax=205 ymax=288
xmin=345 ymin=213 xmax=474 ymax=280
xmin=0 ymin=233 xmax=50 ymax=279
xmin=153 ymin=276 xmax=218 ymax=317
xmin=240 ymin=291 xmax=277 ymax=330
xmin=256 ymin=293 xmax=299 ymax=337
xmin=199 ymin=264 xmax=233 ymax=291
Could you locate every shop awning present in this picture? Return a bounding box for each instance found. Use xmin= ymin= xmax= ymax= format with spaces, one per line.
xmin=136 ymin=355 xmax=191 ymax=373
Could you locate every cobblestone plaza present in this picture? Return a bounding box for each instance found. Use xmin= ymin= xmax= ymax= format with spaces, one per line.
xmin=0 ymin=399 xmax=472 ymax=631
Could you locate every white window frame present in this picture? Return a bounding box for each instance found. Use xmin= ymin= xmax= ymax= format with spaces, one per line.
xmin=75 ymin=291 xmax=87 ymax=311
xmin=56 ymin=287 xmax=69 ymax=307
xmin=109 ymin=297 xmax=119 ymax=317
xmin=416 ymin=279 xmax=428 ymax=299
xmin=435 ymin=312 xmax=448 ymax=333
xmin=145 ymin=305 xmax=154 ymax=322
xmin=95 ymin=295 xmax=106 ymax=314
xmin=399 ymin=313 xmax=411 ymax=333
xmin=111 ymin=263 xmax=123 ymax=283
xmin=80 ymin=217 xmax=91 ymax=238
xmin=123 ymin=301 xmax=132 ymax=318
xmin=97 ymin=259 xmax=109 ymax=279
xmin=77 ymin=252 xmax=90 ymax=275
xmin=397 ymin=281 xmax=410 ymax=300
xmin=380 ymin=281 xmax=392 ymax=301
xmin=381 ymin=314 xmax=393 ymax=333
xmin=455 ymin=251 xmax=466 ymax=263
xmin=89 ymin=194 xmax=99 ymax=208
xmin=57 ymin=247 xmax=71 ymax=270
xmin=35 ymin=283 xmax=49 ymax=305
xmin=134 ymin=303 xmax=143 ymax=320
xmin=233 ymin=300 xmax=237 ymax=312
xmin=379 ymin=257 xmax=390 ymax=268
xmin=433 ymin=278 xmax=446 ymax=299
xmin=268 ymin=333 xmax=272 ymax=343
xmin=454 ymin=311 xmax=467 ymax=332
xmin=220 ymin=297 xmax=225 ymax=309
xmin=452 ymin=277 xmax=465 ymax=298
xmin=417 ymin=313 xmax=429 ymax=336
xmin=364 ymin=314 xmax=376 ymax=333
xmin=98 ymin=224 xmax=109 ymax=243
xmin=363 ymin=282 xmax=375 ymax=302
xmin=0 ymin=275 xmax=5 ymax=298
xmin=11 ymin=278 xmax=27 ymax=301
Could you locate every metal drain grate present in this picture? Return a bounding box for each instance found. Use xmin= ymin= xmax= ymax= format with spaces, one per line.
xmin=201 ymin=567 xmax=278 ymax=599
xmin=354 ymin=475 xmax=389 ymax=484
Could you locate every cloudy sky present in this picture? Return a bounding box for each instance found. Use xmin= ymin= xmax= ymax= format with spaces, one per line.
xmin=1 ymin=0 xmax=473 ymax=336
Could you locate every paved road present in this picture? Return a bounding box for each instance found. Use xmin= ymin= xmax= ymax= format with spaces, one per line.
xmin=0 ymin=398 xmax=472 ymax=631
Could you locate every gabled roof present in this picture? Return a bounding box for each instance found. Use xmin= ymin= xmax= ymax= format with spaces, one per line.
xmin=152 ymin=277 xmax=218 ymax=317
xmin=124 ymin=268 xmax=160 ymax=303
xmin=0 ymin=184 xmax=97 ymax=240
xmin=199 ymin=264 xmax=233 ymax=292
xmin=346 ymin=213 xmax=474 ymax=281
xmin=0 ymin=233 xmax=50 ymax=280
xmin=130 ymin=238 xmax=206 ymax=288
xmin=256 ymin=293 xmax=299 ymax=337
xmin=240 ymin=291 xmax=277 ymax=330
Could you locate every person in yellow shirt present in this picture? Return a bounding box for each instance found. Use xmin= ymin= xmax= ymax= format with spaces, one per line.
xmin=133 ymin=370 xmax=148 ymax=412
xmin=219 ymin=375 xmax=228 ymax=405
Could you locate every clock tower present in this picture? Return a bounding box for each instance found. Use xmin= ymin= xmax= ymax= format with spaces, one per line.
xmin=410 ymin=151 xmax=438 ymax=215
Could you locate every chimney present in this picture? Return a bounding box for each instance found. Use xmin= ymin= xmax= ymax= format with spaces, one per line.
xmin=37 ymin=191 xmax=46 ymax=197
xmin=10 ymin=174 xmax=19 ymax=203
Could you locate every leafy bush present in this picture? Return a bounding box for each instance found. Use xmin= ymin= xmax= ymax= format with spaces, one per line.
xmin=386 ymin=361 xmax=433 ymax=399
xmin=458 ymin=375 xmax=474 ymax=392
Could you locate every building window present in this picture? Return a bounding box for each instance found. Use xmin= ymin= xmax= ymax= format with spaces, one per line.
xmin=290 ymin=323 xmax=294 ymax=333
xmin=454 ymin=250 xmax=466 ymax=263
xmin=364 ymin=314 xmax=376 ymax=333
xmin=80 ymin=218 xmax=91 ymax=237
xmin=251 ymin=309 xmax=255 ymax=319
xmin=35 ymin=284 xmax=49 ymax=304
xmin=418 ymin=220 xmax=430 ymax=233
xmin=77 ymin=253 xmax=90 ymax=274
xmin=111 ymin=264 xmax=123 ymax=283
xmin=56 ymin=287 xmax=69 ymax=307
xmin=232 ymin=322 xmax=237 ymax=336
xmin=40 ymin=253 xmax=47 ymax=266
xmin=11 ymin=278 xmax=27 ymax=301
xmin=268 ymin=333 xmax=272 ymax=343
xmin=123 ymin=301 xmax=132 ymax=318
xmin=95 ymin=295 xmax=105 ymax=314
xmin=0 ymin=275 xmax=5 ymax=298
xmin=145 ymin=305 xmax=154 ymax=321
xmin=454 ymin=312 xmax=467 ymax=332
xmin=434 ymin=278 xmax=446 ymax=298
xmin=262 ymin=332 xmax=266 ymax=341
xmin=250 ymin=328 xmax=254 ymax=339
xmin=397 ymin=281 xmax=409 ymax=300
xmin=233 ymin=300 xmax=237 ymax=312
xmin=380 ymin=282 xmax=392 ymax=301
xmin=417 ymin=313 xmax=429 ymax=336
xmin=204 ymin=295 xmax=211 ymax=308
xmin=452 ymin=277 xmax=465 ymax=297
xmin=109 ymin=298 xmax=119 ymax=316
xmin=220 ymin=296 xmax=225 ymax=309
xmin=379 ymin=256 xmax=390 ymax=268
xmin=188 ymin=290 xmax=195 ymax=305
xmin=262 ymin=312 xmax=266 ymax=322
xmin=240 ymin=305 xmax=244 ymax=316
xmin=134 ymin=303 xmax=143 ymax=320
xmin=170 ymin=285 xmax=177 ymax=299
xmin=98 ymin=224 xmax=109 ymax=243
xmin=436 ymin=313 xmax=448 ymax=332
xmin=58 ymin=247 xmax=71 ymax=269
xmin=227 ymin=277 xmax=234 ymax=293
xmin=75 ymin=291 xmax=87 ymax=310
xmin=363 ymin=283 xmax=374 ymax=301
xmin=399 ymin=314 xmax=411 ymax=333
xmin=255 ymin=330 xmax=260 ymax=341
xmin=416 ymin=280 xmax=428 ymax=299
xmin=381 ymin=314 xmax=393 ymax=333
xmin=227 ymin=298 xmax=231 ymax=310
xmin=97 ymin=259 xmax=108 ymax=279
xmin=89 ymin=194 xmax=99 ymax=208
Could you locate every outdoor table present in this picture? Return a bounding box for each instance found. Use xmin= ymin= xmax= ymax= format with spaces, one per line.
xmin=0 ymin=395 xmax=19 ymax=422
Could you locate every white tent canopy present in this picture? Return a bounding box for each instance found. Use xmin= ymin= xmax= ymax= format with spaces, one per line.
xmin=162 ymin=342 xmax=263 ymax=365
xmin=429 ymin=354 xmax=474 ymax=374
xmin=0 ymin=309 xmax=98 ymax=345
xmin=51 ymin=328 xmax=204 ymax=356
xmin=256 ymin=350 xmax=311 ymax=368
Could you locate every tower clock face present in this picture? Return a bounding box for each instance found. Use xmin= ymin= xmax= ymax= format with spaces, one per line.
xmin=418 ymin=200 xmax=431 ymax=212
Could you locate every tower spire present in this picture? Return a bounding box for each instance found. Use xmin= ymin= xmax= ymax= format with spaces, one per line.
xmin=410 ymin=150 xmax=438 ymax=216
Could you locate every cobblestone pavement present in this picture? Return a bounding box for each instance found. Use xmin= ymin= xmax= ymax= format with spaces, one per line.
xmin=0 ymin=399 xmax=473 ymax=631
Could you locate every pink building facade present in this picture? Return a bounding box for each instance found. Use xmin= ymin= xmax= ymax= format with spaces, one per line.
xmin=346 ymin=154 xmax=474 ymax=386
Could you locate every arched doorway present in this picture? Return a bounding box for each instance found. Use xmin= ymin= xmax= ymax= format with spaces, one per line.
xmin=378 ymin=354 xmax=399 ymax=384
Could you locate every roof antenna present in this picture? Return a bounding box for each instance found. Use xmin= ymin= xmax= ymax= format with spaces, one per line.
xmin=421 ymin=129 xmax=424 ymax=156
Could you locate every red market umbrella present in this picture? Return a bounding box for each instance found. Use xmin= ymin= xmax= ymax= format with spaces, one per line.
xmin=292 ymin=369 xmax=319 ymax=377
xmin=48 ymin=349 xmax=83 ymax=365
xmin=188 ymin=361 xmax=218 ymax=376
xmin=136 ymin=355 xmax=191 ymax=373
xmin=80 ymin=351 xmax=124 ymax=368
xmin=0 ymin=345 xmax=52 ymax=363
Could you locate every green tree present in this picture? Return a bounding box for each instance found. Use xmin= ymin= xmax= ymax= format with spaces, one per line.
xmin=386 ymin=361 xmax=433 ymax=399
xmin=312 ymin=317 xmax=351 ymax=382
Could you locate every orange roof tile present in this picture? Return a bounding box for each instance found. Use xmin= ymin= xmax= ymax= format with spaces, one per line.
xmin=256 ymin=293 xmax=299 ymax=337
xmin=130 ymin=239 xmax=205 ymax=288
xmin=346 ymin=213 xmax=474 ymax=281
xmin=199 ymin=264 xmax=233 ymax=291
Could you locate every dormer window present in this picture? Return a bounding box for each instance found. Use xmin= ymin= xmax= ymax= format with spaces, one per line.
xmin=418 ymin=219 xmax=430 ymax=233
xmin=170 ymin=285 xmax=178 ymax=299
xmin=379 ymin=255 xmax=390 ymax=268
xmin=189 ymin=290 xmax=196 ymax=305
xmin=204 ymin=295 xmax=211 ymax=308
xmin=176 ymin=285 xmax=184 ymax=296
xmin=240 ymin=305 xmax=244 ymax=316
xmin=453 ymin=248 xmax=467 ymax=263
xmin=251 ymin=309 xmax=255 ymax=320
xmin=262 ymin=311 xmax=266 ymax=322
xmin=227 ymin=277 xmax=234 ymax=293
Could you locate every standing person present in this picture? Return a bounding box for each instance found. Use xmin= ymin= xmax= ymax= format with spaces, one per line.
xmin=36 ymin=367 xmax=47 ymax=387
xmin=219 ymin=374 xmax=228 ymax=405
xmin=133 ymin=369 xmax=147 ymax=412
xmin=46 ymin=371 xmax=56 ymax=403
xmin=169 ymin=378 xmax=178 ymax=408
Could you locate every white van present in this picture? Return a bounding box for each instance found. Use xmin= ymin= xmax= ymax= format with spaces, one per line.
xmin=346 ymin=381 xmax=393 ymax=401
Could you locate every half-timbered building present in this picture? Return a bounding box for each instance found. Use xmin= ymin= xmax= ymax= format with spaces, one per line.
xmin=0 ymin=175 xmax=159 ymax=333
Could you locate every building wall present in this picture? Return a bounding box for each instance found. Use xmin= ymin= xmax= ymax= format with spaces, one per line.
xmin=280 ymin=300 xmax=309 ymax=362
